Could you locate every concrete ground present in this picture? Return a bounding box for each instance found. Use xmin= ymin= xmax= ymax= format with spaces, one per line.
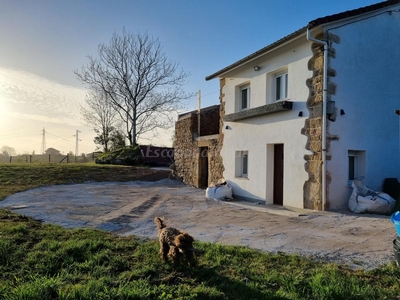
xmin=0 ymin=179 xmax=397 ymax=270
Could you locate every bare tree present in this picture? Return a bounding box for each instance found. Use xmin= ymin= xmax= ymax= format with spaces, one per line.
xmin=81 ymin=89 xmax=121 ymax=152
xmin=75 ymin=29 xmax=193 ymax=146
xmin=1 ymin=145 xmax=16 ymax=156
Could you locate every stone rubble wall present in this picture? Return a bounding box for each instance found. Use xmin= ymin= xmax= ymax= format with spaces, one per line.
xmin=199 ymin=107 xmax=220 ymax=136
xmin=207 ymin=137 xmax=224 ymax=185
xmin=174 ymin=115 xmax=198 ymax=186
xmin=174 ymin=102 xmax=224 ymax=188
xmin=301 ymin=32 xmax=338 ymax=210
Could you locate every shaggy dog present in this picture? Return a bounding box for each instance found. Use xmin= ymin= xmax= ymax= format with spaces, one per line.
xmin=154 ymin=217 xmax=197 ymax=265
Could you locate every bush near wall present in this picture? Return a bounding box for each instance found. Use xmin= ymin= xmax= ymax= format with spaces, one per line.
xmin=95 ymin=146 xmax=144 ymax=166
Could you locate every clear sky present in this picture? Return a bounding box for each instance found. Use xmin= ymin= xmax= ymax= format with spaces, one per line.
xmin=0 ymin=0 xmax=380 ymax=155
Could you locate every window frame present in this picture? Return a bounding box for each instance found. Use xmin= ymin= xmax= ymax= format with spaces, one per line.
xmin=242 ymin=151 xmax=248 ymax=177
xmin=348 ymin=153 xmax=357 ymax=181
xmin=235 ymin=150 xmax=249 ymax=178
xmin=347 ymin=150 xmax=366 ymax=187
xmin=274 ymin=71 xmax=288 ymax=101
xmin=240 ymin=84 xmax=250 ymax=110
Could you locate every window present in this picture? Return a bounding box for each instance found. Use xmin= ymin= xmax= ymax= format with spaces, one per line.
xmin=240 ymin=85 xmax=250 ymax=110
xmin=242 ymin=152 xmax=248 ymax=176
xmin=348 ymin=153 xmax=357 ymax=181
xmin=348 ymin=150 xmax=366 ymax=186
xmin=236 ymin=83 xmax=250 ymax=111
xmin=274 ymin=72 xmax=288 ymax=101
xmin=235 ymin=151 xmax=248 ymax=177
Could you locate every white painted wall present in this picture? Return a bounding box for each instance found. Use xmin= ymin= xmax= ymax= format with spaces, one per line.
xmin=325 ymin=6 xmax=400 ymax=209
xmin=221 ymin=38 xmax=312 ymax=208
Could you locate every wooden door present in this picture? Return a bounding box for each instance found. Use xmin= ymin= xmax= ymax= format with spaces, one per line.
xmin=198 ymin=147 xmax=209 ymax=189
xmin=273 ymin=144 xmax=284 ymax=205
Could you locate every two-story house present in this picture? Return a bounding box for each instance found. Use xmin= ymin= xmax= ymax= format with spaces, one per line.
xmin=205 ymin=0 xmax=400 ymax=211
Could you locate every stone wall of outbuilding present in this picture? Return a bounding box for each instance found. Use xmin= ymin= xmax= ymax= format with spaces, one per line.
xmin=174 ymin=104 xmax=224 ymax=188
xmin=174 ymin=114 xmax=198 ymax=186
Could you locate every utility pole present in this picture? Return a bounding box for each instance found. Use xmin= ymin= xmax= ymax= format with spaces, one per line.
xmin=73 ymin=130 xmax=82 ymax=162
xmin=41 ymin=127 xmax=46 ymax=154
xmin=197 ymin=90 xmax=201 ymax=136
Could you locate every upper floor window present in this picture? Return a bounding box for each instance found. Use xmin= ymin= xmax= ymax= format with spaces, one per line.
xmin=240 ymin=85 xmax=250 ymax=110
xmin=274 ymin=71 xmax=288 ymax=101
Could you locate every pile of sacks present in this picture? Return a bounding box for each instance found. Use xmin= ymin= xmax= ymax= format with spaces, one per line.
xmin=348 ymin=179 xmax=396 ymax=214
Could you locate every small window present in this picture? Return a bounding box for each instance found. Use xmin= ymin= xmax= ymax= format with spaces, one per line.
xmin=274 ymin=72 xmax=288 ymax=101
xmin=235 ymin=151 xmax=248 ymax=177
xmin=348 ymin=154 xmax=357 ymax=181
xmin=242 ymin=152 xmax=248 ymax=176
xmin=240 ymin=85 xmax=250 ymax=110
xmin=348 ymin=150 xmax=366 ymax=186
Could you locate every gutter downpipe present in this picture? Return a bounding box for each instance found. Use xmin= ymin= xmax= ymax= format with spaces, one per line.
xmin=306 ymin=27 xmax=328 ymax=211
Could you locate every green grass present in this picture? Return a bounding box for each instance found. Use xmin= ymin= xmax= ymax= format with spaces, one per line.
xmin=0 ymin=163 xmax=168 ymax=200
xmin=0 ymin=164 xmax=400 ymax=299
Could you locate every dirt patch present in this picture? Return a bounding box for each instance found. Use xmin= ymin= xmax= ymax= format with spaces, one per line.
xmin=0 ymin=178 xmax=396 ymax=270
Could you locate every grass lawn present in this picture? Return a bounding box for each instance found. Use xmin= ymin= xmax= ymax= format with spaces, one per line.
xmin=0 ymin=163 xmax=400 ymax=299
xmin=0 ymin=163 xmax=169 ymax=201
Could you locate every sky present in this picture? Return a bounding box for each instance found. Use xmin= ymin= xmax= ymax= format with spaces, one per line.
xmin=0 ymin=0 xmax=381 ymax=155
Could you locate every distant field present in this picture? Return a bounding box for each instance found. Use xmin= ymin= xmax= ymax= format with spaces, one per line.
xmin=0 ymin=163 xmax=169 ymax=200
xmin=0 ymin=153 xmax=99 ymax=164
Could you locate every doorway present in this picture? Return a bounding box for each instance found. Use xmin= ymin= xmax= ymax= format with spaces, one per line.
xmin=273 ymin=144 xmax=284 ymax=205
xmin=198 ymin=147 xmax=209 ymax=188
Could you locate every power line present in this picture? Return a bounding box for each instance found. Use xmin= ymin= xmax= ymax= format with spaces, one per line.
xmin=45 ymin=131 xmax=79 ymax=153
xmin=46 ymin=130 xmax=94 ymax=153
xmin=0 ymin=128 xmax=95 ymax=154
xmin=187 ymin=90 xmax=219 ymax=102
xmin=46 ymin=131 xmax=74 ymax=144
xmin=200 ymin=90 xmax=219 ymax=98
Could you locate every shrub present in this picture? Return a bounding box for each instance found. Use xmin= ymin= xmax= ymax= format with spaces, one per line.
xmin=95 ymin=146 xmax=144 ymax=166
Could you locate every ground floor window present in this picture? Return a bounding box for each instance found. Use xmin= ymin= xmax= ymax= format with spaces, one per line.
xmin=235 ymin=151 xmax=248 ymax=178
xmin=348 ymin=150 xmax=366 ymax=186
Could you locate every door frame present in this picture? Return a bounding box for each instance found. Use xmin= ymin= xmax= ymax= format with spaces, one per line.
xmin=273 ymin=144 xmax=284 ymax=205
xmin=266 ymin=143 xmax=284 ymax=205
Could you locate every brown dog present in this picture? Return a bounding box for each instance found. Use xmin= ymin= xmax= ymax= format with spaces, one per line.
xmin=154 ymin=217 xmax=198 ymax=265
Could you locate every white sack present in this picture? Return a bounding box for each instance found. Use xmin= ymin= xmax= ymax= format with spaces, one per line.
xmin=206 ymin=184 xmax=233 ymax=200
xmin=348 ymin=180 xmax=396 ymax=214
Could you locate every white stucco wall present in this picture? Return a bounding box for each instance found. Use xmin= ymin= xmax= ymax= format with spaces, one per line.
xmin=221 ymin=39 xmax=312 ymax=208
xmin=325 ymin=6 xmax=400 ymax=209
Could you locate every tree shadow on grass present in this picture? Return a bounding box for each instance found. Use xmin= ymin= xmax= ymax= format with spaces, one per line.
xmin=175 ymin=264 xmax=290 ymax=300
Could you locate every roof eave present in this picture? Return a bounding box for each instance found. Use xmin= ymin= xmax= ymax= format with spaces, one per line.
xmin=308 ymin=0 xmax=400 ymax=28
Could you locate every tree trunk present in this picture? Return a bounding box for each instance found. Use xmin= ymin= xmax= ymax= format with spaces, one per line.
xmin=103 ymin=133 xmax=109 ymax=152
xmin=131 ymin=121 xmax=137 ymax=146
xmin=131 ymin=110 xmax=137 ymax=146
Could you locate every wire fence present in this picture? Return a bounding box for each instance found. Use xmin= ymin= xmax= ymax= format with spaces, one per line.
xmin=0 ymin=153 xmax=103 ymax=164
